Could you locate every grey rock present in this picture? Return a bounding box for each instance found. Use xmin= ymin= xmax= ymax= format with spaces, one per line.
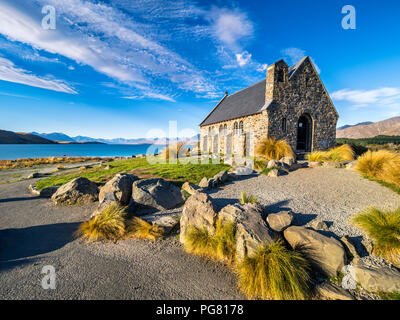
xmin=51 ymin=177 xmax=99 ymax=205
xmin=27 ymin=172 xmax=41 ymax=179
xmin=308 ymin=161 xmax=322 ymax=168
xmin=267 ymin=169 xmax=279 ymax=178
xmin=267 ymin=211 xmax=293 ymax=232
xmin=340 ymin=236 xmax=360 ymax=260
xmin=267 ymin=160 xmax=279 ymax=169
xmin=316 ymin=281 xmax=354 ymax=300
xmin=182 ymin=182 xmax=200 ymax=195
xmin=131 ymin=178 xmax=185 ymax=212
xmin=40 ymin=186 xmax=59 ymax=198
xmin=309 ymin=218 xmax=329 ymax=231
xmin=99 ymin=173 xmax=138 ymax=206
xmin=284 ymin=226 xmax=347 ymax=276
xmin=213 ymin=170 xmax=229 ymax=184
xmin=234 ymin=167 xmax=253 ymax=176
xmin=280 ymin=157 xmax=295 ymax=166
xmin=323 ymin=162 xmax=343 ymax=168
xmin=141 ymin=213 xmax=180 ymax=234
xmin=199 ymin=177 xmax=210 ymax=188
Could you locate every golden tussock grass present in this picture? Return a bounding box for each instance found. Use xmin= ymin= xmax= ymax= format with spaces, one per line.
xmin=239 ymin=191 xmax=258 ymax=205
xmin=306 ymin=144 xmax=355 ymax=162
xmin=255 ymin=138 xmax=294 ymax=160
xmin=352 ymin=207 xmax=400 ymax=265
xmin=235 ymin=240 xmax=311 ymax=300
xmin=356 ymin=150 xmax=400 ymax=187
xmin=77 ymin=203 xmax=164 ymax=242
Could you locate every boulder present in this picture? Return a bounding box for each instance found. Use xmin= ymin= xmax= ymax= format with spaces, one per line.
xmin=131 ymin=178 xmax=184 ymax=212
xmin=345 ymin=161 xmax=357 ymax=170
xmin=280 ymin=157 xmax=295 ymax=167
xmin=51 ymin=177 xmax=99 ymax=205
xmin=27 ymin=172 xmax=41 ymax=179
xmin=315 ymin=281 xmax=354 ymax=300
xmin=199 ymin=177 xmax=214 ymax=189
xmin=234 ymin=167 xmax=253 ymax=176
xmin=323 ymin=162 xmax=343 ymax=168
xmin=28 ymin=184 xmax=40 ymax=196
xmin=267 ymin=211 xmax=293 ymax=232
xmin=284 ymin=226 xmax=347 ymax=276
xmin=309 ymin=218 xmax=329 ymax=231
xmin=99 ymin=173 xmax=138 ymax=206
xmin=182 ymin=182 xmax=200 ymax=195
xmin=180 ymin=192 xmax=218 ymax=243
xmin=141 ymin=213 xmax=180 ymax=234
xmin=267 ymin=160 xmax=280 ymax=169
xmin=340 ymin=236 xmax=360 ymax=260
xmin=234 ymin=203 xmax=277 ymax=260
xmin=352 ymin=261 xmax=400 ymax=293
xmin=267 ymin=169 xmax=279 ymax=178
xmin=40 ymin=186 xmax=59 ymax=198
xmin=213 ymin=170 xmax=229 ymax=185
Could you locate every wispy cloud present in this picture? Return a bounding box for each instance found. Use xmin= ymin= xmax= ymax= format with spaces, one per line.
xmin=0 ymin=57 xmax=76 ymax=94
xmin=331 ymin=87 xmax=400 ymax=109
xmin=123 ymin=93 xmax=176 ymax=102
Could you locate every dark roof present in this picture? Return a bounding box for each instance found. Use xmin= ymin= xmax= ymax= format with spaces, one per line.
xmin=200 ymin=79 xmax=267 ymax=126
xmin=200 ymin=57 xmax=311 ymax=127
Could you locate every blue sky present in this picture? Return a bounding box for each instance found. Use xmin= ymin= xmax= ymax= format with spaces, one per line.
xmin=0 ymin=0 xmax=400 ymax=139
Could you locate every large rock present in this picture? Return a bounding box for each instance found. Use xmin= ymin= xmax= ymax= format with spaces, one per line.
xmin=234 ymin=167 xmax=253 ymax=176
xmin=308 ymin=161 xmax=322 ymax=168
xmin=219 ymin=203 xmax=277 ymax=260
xmin=99 ymin=173 xmax=138 ymax=206
xmin=280 ymin=157 xmax=295 ymax=167
xmin=267 ymin=211 xmax=293 ymax=232
xmin=284 ymin=226 xmax=347 ymax=276
xmin=213 ymin=170 xmax=229 ymax=185
xmin=141 ymin=213 xmax=180 ymax=234
xmin=29 ymin=184 xmax=59 ymax=198
xmin=182 ymin=182 xmax=200 ymax=195
xmin=267 ymin=169 xmax=279 ymax=178
xmin=180 ymin=192 xmax=218 ymax=243
xmin=131 ymin=178 xmax=184 ymax=212
xmin=315 ymin=281 xmax=354 ymax=300
xmin=51 ymin=177 xmax=99 ymax=205
xmin=309 ymin=218 xmax=329 ymax=231
xmin=352 ymin=262 xmax=400 ymax=293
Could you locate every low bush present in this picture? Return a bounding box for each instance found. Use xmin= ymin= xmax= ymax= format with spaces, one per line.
xmin=239 ymin=191 xmax=258 ymax=204
xmin=254 ymin=157 xmax=269 ymax=170
xmin=255 ymin=138 xmax=294 ymax=160
xmin=125 ymin=217 xmax=164 ymax=242
xmin=352 ymin=207 xmax=400 ymax=265
xmin=236 ymin=240 xmax=311 ymax=300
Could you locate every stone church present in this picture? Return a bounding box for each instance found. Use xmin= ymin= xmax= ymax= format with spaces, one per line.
xmin=199 ymin=56 xmax=339 ymax=157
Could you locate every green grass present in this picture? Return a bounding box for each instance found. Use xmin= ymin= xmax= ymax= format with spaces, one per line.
xmin=35 ymin=157 xmax=230 ymax=190
xmin=236 ymin=240 xmax=311 ymax=300
xmin=239 ymin=191 xmax=258 ymax=204
xmin=378 ymin=291 xmax=400 ymax=300
xmin=352 ymin=207 xmax=400 ymax=265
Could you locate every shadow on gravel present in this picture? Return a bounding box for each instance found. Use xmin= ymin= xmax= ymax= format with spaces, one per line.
xmin=0 ymin=196 xmax=40 ymax=203
xmin=0 ymin=257 xmax=38 ymax=272
xmin=0 ymin=222 xmax=80 ymax=263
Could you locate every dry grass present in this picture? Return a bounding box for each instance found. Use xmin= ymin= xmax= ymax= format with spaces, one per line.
xmin=255 ymin=138 xmax=294 ymax=160
xmin=77 ymin=203 xmax=163 ymax=242
xmin=125 ymin=217 xmax=164 ymax=242
xmin=77 ymin=203 xmax=126 ymax=242
xmin=254 ymin=157 xmax=269 ymax=170
xmin=235 ymin=240 xmax=311 ymax=300
xmin=356 ymin=150 xmax=400 ymax=188
xmin=352 ymin=207 xmax=400 ymax=265
xmin=239 ymin=191 xmax=258 ymax=205
xmin=163 ymin=143 xmax=185 ymax=159
xmin=306 ymin=144 xmax=355 ymax=163
xmin=183 ymin=218 xmax=237 ymax=264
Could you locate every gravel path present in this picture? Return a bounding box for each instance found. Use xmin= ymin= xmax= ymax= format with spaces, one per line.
xmin=0 ymin=179 xmax=243 ymax=300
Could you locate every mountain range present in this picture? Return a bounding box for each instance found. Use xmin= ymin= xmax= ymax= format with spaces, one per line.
xmin=0 ymin=130 xmax=56 ymax=144
xmin=336 ymin=117 xmax=400 ymax=139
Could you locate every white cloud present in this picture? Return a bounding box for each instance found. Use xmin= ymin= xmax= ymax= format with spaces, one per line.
xmin=0 ymin=56 xmax=76 ymax=94
xmin=123 ymin=93 xmax=176 ymax=102
xmin=235 ymin=52 xmax=252 ymax=67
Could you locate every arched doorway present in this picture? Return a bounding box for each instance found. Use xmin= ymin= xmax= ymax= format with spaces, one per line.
xmin=296 ymin=114 xmax=313 ymax=152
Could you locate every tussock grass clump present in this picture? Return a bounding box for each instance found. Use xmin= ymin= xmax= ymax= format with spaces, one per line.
xmin=255 ymin=138 xmax=294 ymax=160
xmin=254 ymin=157 xmax=269 ymax=170
xmin=235 ymin=240 xmax=311 ymax=300
xmin=183 ymin=218 xmax=237 ymax=264
xmin=125 ymin=217 xmax=164 ymax=242
xmin=163 ymin=143 xmax=185 ymax=159
xmin=352 ymin=207 xmax=400 ymax=265
xmin=77 ymin=203 xmax=126 ymax=242
xmin=78 ymin=203 xmax=163 ymax=242
xmin=306 ymin=144 xmax=355 ymax=163
xmin=356 ymin=150 xmax=400 ymax=188
xmin=239 ymin=191 xmax=258 ymax=204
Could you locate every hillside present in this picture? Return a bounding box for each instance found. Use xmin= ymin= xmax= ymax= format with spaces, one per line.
xmin=336 ymin=117 xmax=400 ymax=139
xmin=0 ymin=130 xmax=57 ymax=144
xmin=31 ymin=132 xmax=75 ymax=142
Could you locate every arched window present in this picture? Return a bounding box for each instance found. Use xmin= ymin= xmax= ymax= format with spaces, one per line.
xmin=239 ymin=121 xmax=244 ymax=134
xmin=234 ymin=122 xmax=238 ymax=135
xmin=219 ymin=125 xmax=223 ymax=135
xmin=224 ymin=124 xmax=227 ymax=135
xmin=282 ymin=118 xmax=287 ymax=133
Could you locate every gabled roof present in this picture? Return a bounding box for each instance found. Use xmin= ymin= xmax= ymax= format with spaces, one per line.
xmin=200 ymin=79 xmax=267 ymax=127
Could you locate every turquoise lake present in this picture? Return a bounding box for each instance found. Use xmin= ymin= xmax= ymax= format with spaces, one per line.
xmin=0 ymin=144 xmax=167 ymax=160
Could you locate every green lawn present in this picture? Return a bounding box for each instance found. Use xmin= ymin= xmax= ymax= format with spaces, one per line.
xmin=35 ymin=157 xmax=230 ymax=190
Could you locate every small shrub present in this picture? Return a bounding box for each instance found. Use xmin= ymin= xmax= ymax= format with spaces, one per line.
xmin=255 ymin=138 xmax=294 ymax=160
xmin=236 ymin=240 xmax=311 ymax=300
xmin=239 ymin=191 xmax=258 ymax=204
xmin=254 ymin=157 xmax=269 ymax=170
xmin=77 ymin=203 xmax=126 ymax=242
xmin=352 ymin=207 xmax=400 ymax=264
xmin=306 ymin=151 xmax=326 ymax=162
xmin=125 ymin=217 xmax=164 ymax=242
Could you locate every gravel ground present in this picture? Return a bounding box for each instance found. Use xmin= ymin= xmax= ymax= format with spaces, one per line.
xmin=208 ymin=167 xmax=400 ymax=267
